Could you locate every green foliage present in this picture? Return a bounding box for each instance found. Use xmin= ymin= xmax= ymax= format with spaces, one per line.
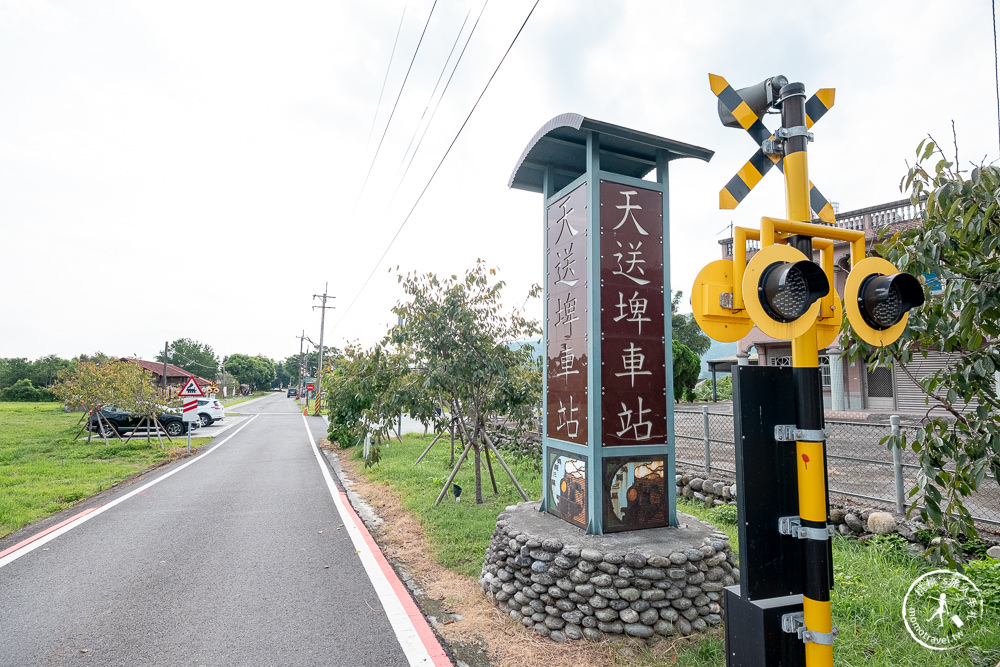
xmin=52 ymin=358 xmax=164 ymax=419
xmin=844 ymin=138 xmax=1000 ymax=567
xmin=324 ymin=343 xmax=406 ymax=448
xmin=966 ymin=557 xmax=1000 ymax=601
xmin=224 ymin=353 xmax=277 ymax=390
xmin=0 ymin=355 xmax=71 ymax=391
xmin=693 ymin=375 xmax=733 ymax=401
xmin=915 ymin=527 xmax=935 ymax=545
xmin=671 ymin=291 xmax=711 ymax=357
xmin=672 ymin=341 xmax=700 ymax=402
xmin=0 ymin=378 xmax=56 ymax=402
xmin=156 ymin=338 xmax=219 ymax=378
xmin=708 ymin=503 xmax=737 ymax=526
xmin=961 ymin=537 xmax=991 ymax=558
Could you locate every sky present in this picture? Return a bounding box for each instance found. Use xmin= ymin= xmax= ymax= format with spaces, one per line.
xmin=2 ymin=0 xmax=999 ymax=367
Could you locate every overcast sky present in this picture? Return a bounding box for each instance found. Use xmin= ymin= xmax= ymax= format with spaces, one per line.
xmin=2 ymin=1 xmax=998 ymax=366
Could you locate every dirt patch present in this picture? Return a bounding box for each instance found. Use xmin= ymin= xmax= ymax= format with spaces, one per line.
xmin=329 ymin=444 xmax=631 ymax=667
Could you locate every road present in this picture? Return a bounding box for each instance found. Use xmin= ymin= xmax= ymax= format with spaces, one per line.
xmin=0 ymin=393 xmax=447 ymax=666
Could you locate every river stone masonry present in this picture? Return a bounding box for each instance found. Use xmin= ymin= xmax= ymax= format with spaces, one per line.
xmin=479 ymin=501 xmax=739 ymax=643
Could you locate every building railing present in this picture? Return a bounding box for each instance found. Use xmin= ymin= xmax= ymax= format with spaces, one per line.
xmin=833 ymin=197 xmax=926 ymax=233
xmin=720 ymin=197 xmax=927 ymax=259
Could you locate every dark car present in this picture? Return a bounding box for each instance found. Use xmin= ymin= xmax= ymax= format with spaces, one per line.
xmin=87 ymin=405 xmax=199 ymax=438
xmin=286 ymin=388 xmax=298 ymax=398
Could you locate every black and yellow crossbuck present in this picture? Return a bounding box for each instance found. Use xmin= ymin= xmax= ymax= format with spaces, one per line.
xmin=710 ymin=73 xmax=836 ymax=223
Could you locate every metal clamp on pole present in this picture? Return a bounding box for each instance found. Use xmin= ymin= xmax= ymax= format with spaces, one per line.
xmin=782 ymin=612 xmax=839 ymax=645
xmin=775 ymin=126 xmax=814 ymax=141
xmin=774 ymin=424 xmax=827 ymax=442
xmin=778 ymin=516 xmax=834 ymax=541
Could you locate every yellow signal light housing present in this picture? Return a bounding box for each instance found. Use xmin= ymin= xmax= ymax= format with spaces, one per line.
xmin=742 ymin=244 xmax=829 ymax=340
xmin=691 ymin=260 xmax=753 ymax=343
xmin=845 ymin=257 xmax=924 ymax=346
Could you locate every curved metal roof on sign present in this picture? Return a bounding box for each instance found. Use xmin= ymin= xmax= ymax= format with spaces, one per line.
xmin=509 ymin=113 xmax=714 ymax=194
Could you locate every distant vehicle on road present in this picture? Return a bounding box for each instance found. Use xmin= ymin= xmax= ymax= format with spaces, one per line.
xmin=87 ymin=406 xmax=199 ymax=438
xmin=195 ymin=398 xmax=225 ymax=427
xmin=286 ymin=388 xmax=298 ymax=398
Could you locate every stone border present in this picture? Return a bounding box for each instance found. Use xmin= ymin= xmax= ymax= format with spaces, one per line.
xmin=479 ymin=502 xmax=740 ymax=643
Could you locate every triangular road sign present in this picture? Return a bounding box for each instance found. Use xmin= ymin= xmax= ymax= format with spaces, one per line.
xmin=178 ymin=376 xmax=205 ymax=397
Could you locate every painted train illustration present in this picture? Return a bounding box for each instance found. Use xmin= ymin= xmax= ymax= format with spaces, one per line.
xmin=607 ymin=460 xmax=666 ymax=530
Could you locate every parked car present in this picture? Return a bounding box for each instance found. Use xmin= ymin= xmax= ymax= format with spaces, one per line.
xmin=87 ymin=405 xmax=199 ymax=438
xmin=195 ymin=398 xmax=225 ymax=427
xmin=286 ymin=388 xmax=298 ymax=398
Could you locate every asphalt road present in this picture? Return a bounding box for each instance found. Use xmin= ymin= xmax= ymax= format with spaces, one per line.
xmin=0 ymin=393 xmax=421 ymax=666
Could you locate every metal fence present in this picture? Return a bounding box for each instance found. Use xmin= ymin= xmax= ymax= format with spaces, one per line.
xmin=674 ymin=407 xmax=1000 ymax=530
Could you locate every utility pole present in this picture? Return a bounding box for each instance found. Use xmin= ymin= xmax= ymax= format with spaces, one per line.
xmin=296 ymin=330 xmax=308 ymax=399
xmin=312 ymin=282 xmax=336 ymax=411
xmin=162 ymin=341 xmax=169 ymax=393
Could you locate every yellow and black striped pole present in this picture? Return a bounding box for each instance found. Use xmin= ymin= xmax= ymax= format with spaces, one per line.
xmin=781 ymin=81 xmax=834 ymax=667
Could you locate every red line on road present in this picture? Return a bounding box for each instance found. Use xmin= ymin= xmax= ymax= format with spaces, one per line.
xmin=0 ymin=506 xmax=100 ymax=560
xmin=337 ymin=489 xmax=452 ymax=666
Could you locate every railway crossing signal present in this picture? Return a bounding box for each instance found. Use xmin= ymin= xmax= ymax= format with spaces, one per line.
xmin=695 ymin=74 xmax=925 ymax=667
xmin=709 ymin=73 xmax=837 ymax=223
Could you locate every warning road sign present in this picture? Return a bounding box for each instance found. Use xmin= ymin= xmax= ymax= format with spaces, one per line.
xmin=178 ymin=377 xmax=204 ymax=398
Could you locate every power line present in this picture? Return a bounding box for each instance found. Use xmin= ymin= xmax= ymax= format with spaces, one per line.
xmin=352 ymin=0 xmax=439 ymax=219
xmin=994 ymin=0 xmax=1000 ymax=155
xmin=396 ymin=7 xmax=472 ymax=173
xmin=396 ymin=1 xmax=489 ymax=193
xmin=368 ymin=5 xmax=408 ymax=145
xmin=331 ymin=0 xmax=539 ymax=336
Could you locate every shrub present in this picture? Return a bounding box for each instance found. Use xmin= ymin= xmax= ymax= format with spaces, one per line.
xmin=0 ymin=378 xmax=56 ymax=402
xmin=966 ymin=557 xmax=1000 ymax=601
xmin=709 ymin=503 xmax=738 ymax=526
xmin=693 ymin=376 xmax=733 ymax=401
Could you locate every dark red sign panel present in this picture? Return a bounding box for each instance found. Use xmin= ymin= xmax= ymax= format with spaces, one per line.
xmin=599 ymin=181 xmax=666 ymax=447
xmin=546 ymin=183 xmax=588 ymax=445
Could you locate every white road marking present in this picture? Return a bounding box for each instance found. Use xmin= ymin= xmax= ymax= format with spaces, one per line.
xmin=302 ymin=416 xmax=447 ymax=666
xmin=0 ymin=415 xmax=260 ymax=570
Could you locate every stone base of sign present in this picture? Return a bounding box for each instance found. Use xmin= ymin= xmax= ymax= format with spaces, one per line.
xmin=479 ymin=501 xmax=739 ymax=643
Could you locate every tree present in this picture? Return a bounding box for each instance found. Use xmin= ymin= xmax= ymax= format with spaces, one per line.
xmin=0 ymin=358 xmax=32 ymax=390
xmin=672 ymin=291 xmax=711 ymax=357
xmin=156 ymin=338 xmax=219 ymax=379
xmin=53 ymin=359 xmax=168 ymax=443
xmin=224 ymin=354 xmax=276 ymax=390
xmin=672 ymin=341 xmax=701 ymax=402
xmin=847 ymin=138 xmax=1000 ymax=565
xmin=384 ymin=261 xmax=541 ymax=504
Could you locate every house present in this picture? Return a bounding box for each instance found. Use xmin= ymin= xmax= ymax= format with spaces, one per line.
xmin=720 ymin=197 xmax=953 ymax=416
xmin=126 ymin=359 xmax=213 ymax=393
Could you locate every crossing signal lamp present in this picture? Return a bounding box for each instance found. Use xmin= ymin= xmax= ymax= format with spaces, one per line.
xmin=845 ymin=257 xmax=925 ymax=346
xmin=741 ymin=244 xmax=831 ymax=340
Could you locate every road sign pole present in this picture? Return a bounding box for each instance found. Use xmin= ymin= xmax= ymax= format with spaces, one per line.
xmin=187 ymin=421 xmax=192 ymax=455
xmin=782 ymin=82 xmax=833 ymax=667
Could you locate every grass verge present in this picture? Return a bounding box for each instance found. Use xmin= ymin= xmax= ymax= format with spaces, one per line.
xmin=350 ymin=432 xmax=543 ymax=577
xmin=673 ymin=497 xmax=1000 ymax=667
xmin=349 ymin=434 xmax=999 ymax=666
xmin=1 ymin=402 xmax=212 ymax=538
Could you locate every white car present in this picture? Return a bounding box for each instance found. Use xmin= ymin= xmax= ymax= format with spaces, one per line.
xmin=195 ymin=398 xmax=225 ymax=426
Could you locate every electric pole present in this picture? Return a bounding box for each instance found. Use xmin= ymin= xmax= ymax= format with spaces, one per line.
xmin=312 ymin=282 xmax=336 ymax=410
xmin=162 ymin=341 xmax=169 ymax=393
xmin=296 ymin=330 xmax=308 ymax=398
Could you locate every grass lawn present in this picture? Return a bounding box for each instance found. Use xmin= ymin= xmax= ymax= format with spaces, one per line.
xmin=0 ymin=402 xmax=212 ymax=538
xmin=351 ymin=433 xmax=1000 ymax=666
xmin=350 ymin=432 xmax=543 ymax=577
